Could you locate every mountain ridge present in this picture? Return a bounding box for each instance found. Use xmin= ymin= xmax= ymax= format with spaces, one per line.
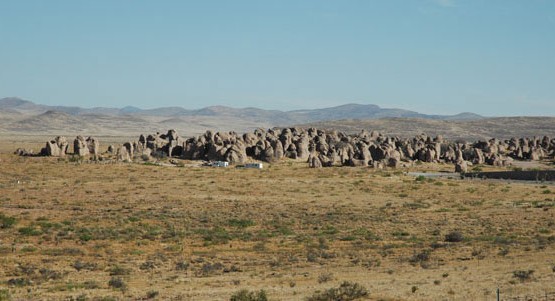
xmin=3 ymin=97 xmax=553 ymax=140
xmin=0 ymin=97 xmax=484 ymax=120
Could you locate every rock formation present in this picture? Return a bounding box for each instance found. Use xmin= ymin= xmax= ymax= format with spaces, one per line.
xmin=27 ymin=130 xmax=555 ymax=172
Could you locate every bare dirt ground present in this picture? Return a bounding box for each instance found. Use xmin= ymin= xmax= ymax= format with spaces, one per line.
xmin=1 ymin=136 xmax=555 ymax=301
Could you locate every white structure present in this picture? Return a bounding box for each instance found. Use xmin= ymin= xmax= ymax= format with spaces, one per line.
xmin=245 ymin=163 xmax=263 ymax=169
xmin=211 ymin=161 xmax=229 ymax=167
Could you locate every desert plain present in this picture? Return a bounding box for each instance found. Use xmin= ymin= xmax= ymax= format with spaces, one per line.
xmin=0 ymin=135 xmax=554 ymax=301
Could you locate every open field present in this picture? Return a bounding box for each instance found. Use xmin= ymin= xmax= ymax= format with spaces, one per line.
xmin=1 ymin=137 xmax=555 ymax=300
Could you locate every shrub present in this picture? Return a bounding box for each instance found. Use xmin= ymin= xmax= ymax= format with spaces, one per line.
xmin=0 ymin=289 xmax=11 ymax=301
xmin=140 ymin=261 xmax=156 ymax=270
xmin=18 ymin=226 xmax=41 ymax=236
xmin=230 ymin=289 xmax=268 ymax=301
xmin=146 ymin=290 xmax=159 ymax=299
xmin=7 ymin=278 xmax=31 ymax=287
xmin=318 ymin=273 xmax=334 ymax=283
xmin=0 ymin=213 xmax=17 ymax=229
xmin=84 ymin=280 xmax=100 ymax=289
xmin=175 ymin=260 xmax=189 ymax=271
xmin=39 ymin=268 xmax=63 ymax=280
xmin=109 ymin=265 xmax=131 ymax=276
xmin=513 ymin=270 xmax=534 ymax=281
xmin=415 ymin=175 xmax=426 ymax=182
xmin=445 ymin=231 xmax=464 ymax=243
xmin=306 ymin=281 xmax=368 ymax=301
xmin=72 ymin=260 xmax=97 ymax=271
xmin=228 ymin=219 xmax=255 ymax=228
xmin=108 ymin=277 xmax=126 ymax=290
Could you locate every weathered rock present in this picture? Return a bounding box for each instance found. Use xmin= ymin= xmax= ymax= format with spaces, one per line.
xmin=308 ymin=153 xmax=322 ymax=168
xmin=117 ymin=146 xmax=131 ymax=162
xmin=44 ymin=136 xmax=69 ymax=157
xmin=455 ymin=161 xmax=468 ymax=173
xmin=86 ymin=137 xmax=100 ymax=157
xmin=14 ymin=148 xmax=33 ymax=156
xmin=74 ymin=136 xmax=88 ymax=157
xmin=123 ymin=142 xmax=134 ymax=158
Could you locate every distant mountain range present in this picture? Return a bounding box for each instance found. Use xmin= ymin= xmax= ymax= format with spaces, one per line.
xmin=0 ymin=96 xmax=483 ymax=120
xmin=3 ymin=96 xmax=553 ymax=140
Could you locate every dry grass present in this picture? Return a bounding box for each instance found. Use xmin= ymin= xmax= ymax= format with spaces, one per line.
xmin=0 ymin=137 xmax=554 ymax=300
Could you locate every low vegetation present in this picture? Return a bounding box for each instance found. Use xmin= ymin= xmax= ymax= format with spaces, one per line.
xmin=0 ymin=138 xmax=553 ymax=300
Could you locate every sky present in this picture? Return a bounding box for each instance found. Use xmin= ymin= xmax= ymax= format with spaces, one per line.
xmin=0 ymin=0 xmax=554 ymax=116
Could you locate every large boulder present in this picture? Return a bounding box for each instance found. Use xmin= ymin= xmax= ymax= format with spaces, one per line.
xmin=44 ymin=136 xmax=69 ymax=157
xmin=86 ymin=137 xmax=100 ymax=157
xmin=117 ymin=146 xmax=131 ymax=162
xmin=308 ymin=153 xmax=322 ymax=168
xmin=225 ymin=142 xmax=248 ymax=164
xmin=74 ymin=136 xmax=88 ymax=157
xmin=455 ymin=160 xmax=468 ymax=173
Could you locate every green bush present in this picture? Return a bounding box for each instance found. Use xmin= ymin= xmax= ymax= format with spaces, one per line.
xmin=415 ymin=175 xmax=426 ymax=182
xmin=18 ymin=226 xmax=41 ymax=236
xmin=0 ymin=213 xmax=17 ymax=229
xmin=228 ymin=219 xmax=255 ymax=228
xmin=230 ymin=289 xmax=268 ymax=301
xmin=0 ymin=289 xmax=11 ymax=301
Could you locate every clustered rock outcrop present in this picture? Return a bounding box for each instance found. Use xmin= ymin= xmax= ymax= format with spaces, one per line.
xmin=23 ymin=128 xmax=555 ymax=171
xmin=16 ymin=136 xmax=101 ymax=159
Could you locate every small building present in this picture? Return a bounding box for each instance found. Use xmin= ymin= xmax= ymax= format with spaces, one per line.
xmin=211 ymin=161 xmax=229 ymax=167
xmin=245 ymin=163 xmax=263 ymax=169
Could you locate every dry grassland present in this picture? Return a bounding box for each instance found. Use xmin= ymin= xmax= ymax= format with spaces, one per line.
xmin=0 ymin=138 xmax=554 ymax=301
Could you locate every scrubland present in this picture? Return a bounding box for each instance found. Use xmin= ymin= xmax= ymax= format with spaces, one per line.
xmin=0 ymin=138 xmax=554 ymax=301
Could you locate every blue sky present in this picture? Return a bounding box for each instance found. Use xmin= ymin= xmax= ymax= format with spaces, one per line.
xmin=0 ymin=0 xmax=554 ymax=116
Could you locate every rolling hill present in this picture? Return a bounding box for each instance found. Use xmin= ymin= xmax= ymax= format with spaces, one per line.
xmin=1 ymin=97 xmax=552 ymax=140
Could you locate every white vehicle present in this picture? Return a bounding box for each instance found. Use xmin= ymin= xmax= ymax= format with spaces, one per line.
xmin=245 ymin=163 xmax=263 ymax=169
xmin=211 ymin=161 xmax=229 ymax=167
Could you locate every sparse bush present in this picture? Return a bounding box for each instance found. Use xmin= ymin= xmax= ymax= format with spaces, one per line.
xmin=228 ymin=219 xmax=255 ymax=228
xmin=109 ymin=265 xmax=130 ymax=276
xmin=498 ymin=247 xmax=510 ymax=256
xmin=306 ymin=281 xmax=368 ymax=301
xmin=43 ymin=248 xmax=84 ymax=256
xmin=146 ymin=290 xmax=159 ymax=299
xmin=7 ymin=278 xmax=32 ymax=287
xmin=318 ymin=273 xmax=334 ymax=283
xmin=39 ymin=268 xmax=63 ymax=280
xmin=108 ymin=277 xmax=126 ymax=290
xmin=0 ymin=289 xmax=11 ymax=301
xmin=198 ymin=262 xmax=224 ymax=276
xmin=415 ymin=175 xmax=426 ymax=182
xmin=513 ymin=270 xmax=534 ymax=281
xmin=175 ymin=260 xmax=189 ymax=271
xmin=83 ymin=280 xmax=99 ymax=289
xmin=18 ymin=226 xmax=41 ymax=236
xmin=74 ymin=294 xmax=87 ymax=301
xmin=230 ymin=289 xmax=268 ymax=301
xmin=198 ymin=227 xmax=231 ymax=245
xmin=0 ymin=213 xmax=17 ymax=229
xmin=445 ymin=231 xmax=464 ymax=242
xmin=140 ymin=261 xmax=156 ymax=270
xmin=72 ymin=260 xmax=97 ymax=271
xmin=409 ymin=249 xmax=431 ymax=267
